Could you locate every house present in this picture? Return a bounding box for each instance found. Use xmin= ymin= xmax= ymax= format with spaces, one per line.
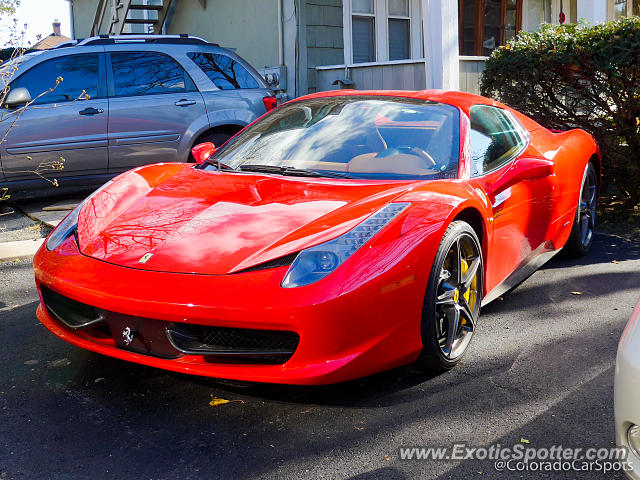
xmin=68 ymin=0 xmax=622 ymax=100
xmin=32 ymin=20 xmax=72 ymax=50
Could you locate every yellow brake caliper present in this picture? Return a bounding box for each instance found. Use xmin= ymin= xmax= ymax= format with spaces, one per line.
xmin=461 ymin=258 xmax=471 ymax=304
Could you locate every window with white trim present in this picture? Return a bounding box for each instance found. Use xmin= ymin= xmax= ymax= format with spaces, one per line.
xmin=346 ymin=0 xmax=422 ymax=65
xmin=388 ymin=0 xmax=410 ymax=60
xmin=352 ymin=0 xmax=376 ymax=63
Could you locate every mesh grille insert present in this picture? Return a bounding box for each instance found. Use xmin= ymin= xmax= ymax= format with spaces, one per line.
xmin=166 ymin=324 xmax=299 ymax=364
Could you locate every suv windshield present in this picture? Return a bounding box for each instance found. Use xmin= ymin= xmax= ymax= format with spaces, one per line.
xmin=203 ymin=95 xmax=460 ymax=180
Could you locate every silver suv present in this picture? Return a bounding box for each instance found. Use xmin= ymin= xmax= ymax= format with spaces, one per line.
xmin=0 ymin=34 xmax=275 ymax=197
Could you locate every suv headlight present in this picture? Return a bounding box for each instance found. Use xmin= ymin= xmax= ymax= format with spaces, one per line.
xmin=46 ymin=180 xmax=113 ymax=251
xmin=281 ymin=203 xmax=409 ymax=288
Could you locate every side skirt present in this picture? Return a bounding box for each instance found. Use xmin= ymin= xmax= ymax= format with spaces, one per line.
xmin=482 ymin=243 xmax=560 ymax=306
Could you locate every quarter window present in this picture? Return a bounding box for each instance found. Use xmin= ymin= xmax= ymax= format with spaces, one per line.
xmin=188 ymin=52 xmax=259 ymax=90
xmin=111 ymin=52 xmax=194 ymax=97
xmin=11 ymin=54 xmax=99 ymax=105
xmin=469 ymin=105 xmax=526 ymax=176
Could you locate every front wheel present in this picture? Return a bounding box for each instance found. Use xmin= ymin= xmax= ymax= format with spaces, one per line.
xmin=564 ymin=162 xmax=598 ymax=257
xmin=416 ymin=221 xmax=483 ymax=372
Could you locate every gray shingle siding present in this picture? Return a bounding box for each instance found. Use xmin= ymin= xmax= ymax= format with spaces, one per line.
xmin=305 ymin=0 xmax=344 ymax=93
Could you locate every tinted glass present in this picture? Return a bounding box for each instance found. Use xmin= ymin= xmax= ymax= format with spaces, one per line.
xmin=111 ymin=52 xmax=192 ymax=96
xmin=389 ymin=18 xmax=410 ymax=60
xmin=204 ymin=96 xmax=460 ymax=180
xmin=469 ymin=105 xmax=526 ymax=176
xmin=352 ymin=16 xmax=375 ymax=63
xmin=188 ymin=52 xmax=259 ymax=90
xmin=11 ymin=54 xmax=98 ymax=105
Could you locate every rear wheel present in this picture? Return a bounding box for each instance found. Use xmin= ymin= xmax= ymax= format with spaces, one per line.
xmin=416 ymin=221 xmax=483 ymax=372
xmin=564 ymin=162 xmax=597 ymax=257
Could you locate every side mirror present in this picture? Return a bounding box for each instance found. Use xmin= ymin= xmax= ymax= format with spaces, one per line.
xmin=4 ymin=87 xmax=31 ymax=108
xmin=191 ymin=142 xmax=216 ymax=165
xmin=489 ymin=157 xmax=555 ymax=195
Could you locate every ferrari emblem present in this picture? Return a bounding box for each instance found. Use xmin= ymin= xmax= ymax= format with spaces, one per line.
xmin=138 ymin=253 xmax=153 ymax=264
xmin=122 ymin=327 xmax=135 ymax=345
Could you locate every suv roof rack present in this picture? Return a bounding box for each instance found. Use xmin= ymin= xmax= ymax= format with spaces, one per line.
xmin=76 ymin=34 xmax=216 ymax=47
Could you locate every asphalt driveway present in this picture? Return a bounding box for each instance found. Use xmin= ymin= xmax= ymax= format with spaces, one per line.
xmin=1 ymin=232 xmax=639 ymax=480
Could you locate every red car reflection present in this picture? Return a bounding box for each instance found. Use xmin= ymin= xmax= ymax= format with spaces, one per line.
xmin=33 ymin=90 xmax=600 ymax=384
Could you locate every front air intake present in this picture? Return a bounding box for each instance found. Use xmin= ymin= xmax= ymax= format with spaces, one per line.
xmin=166 ymin=324 xmax=299 ymax=364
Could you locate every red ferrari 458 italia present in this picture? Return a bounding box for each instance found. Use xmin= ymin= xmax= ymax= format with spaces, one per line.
xmin=33 ymin=90 xmax=600 ymax=384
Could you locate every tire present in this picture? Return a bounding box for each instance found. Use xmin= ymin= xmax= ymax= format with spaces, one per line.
xmin=416 ymin=221 xmax=484 ymax=372
xmin=564 ymin=162 xmax=598 ymax=257
xmin=188 ymin=132 xmax=232 ymax=163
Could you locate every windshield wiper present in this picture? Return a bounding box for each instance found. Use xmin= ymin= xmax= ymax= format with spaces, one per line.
xmin=239 ymin=164 xmax=352 ymax=178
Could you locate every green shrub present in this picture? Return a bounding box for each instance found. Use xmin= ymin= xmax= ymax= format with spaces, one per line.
xmin=480 ymin=19 xmax=640 ymax=204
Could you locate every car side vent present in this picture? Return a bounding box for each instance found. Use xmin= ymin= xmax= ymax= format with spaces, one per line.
xmin=233 ymin=252 xmax=299 ymax=274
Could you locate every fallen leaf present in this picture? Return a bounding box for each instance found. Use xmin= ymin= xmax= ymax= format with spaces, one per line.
xmin=209 ymin=396 xmax=230 ymax=407
xmin=384 ymin=455 xmax=390 ymax=462
xmin=520 ymin=437 xmax=530 ymax=444
xmin=570 ymin=291 xmax=582 ymax=295
xmin=209 ymin=394 xmax=244 ymax=407
xmin=612 ymin=260 xmax=620 ymax=264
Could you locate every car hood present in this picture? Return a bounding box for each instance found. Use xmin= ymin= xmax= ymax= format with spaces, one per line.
xmin=77 ymin=164 xmax=416 ymax=275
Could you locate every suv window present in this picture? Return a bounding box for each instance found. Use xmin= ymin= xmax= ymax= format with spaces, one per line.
xmin=11 ymin=54 xmax=99 ymax=105
xmin=188 ymin=52 xmax=259 ymax=90
xmin=469 ymin=105 xmax=526 ymax=176
xmin=111 ymin=52 xmax=195 ymax=97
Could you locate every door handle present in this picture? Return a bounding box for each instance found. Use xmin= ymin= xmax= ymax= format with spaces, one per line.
xmin=174 ymin=99 xmax=197 ymax=107
xmin=79 ymin=107 xmax=104 ymax=115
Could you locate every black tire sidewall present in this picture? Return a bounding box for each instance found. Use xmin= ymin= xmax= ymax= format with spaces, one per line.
xmin=564 ymin=162 xmax=597 ymax=257
xmin=417 ymin=220 xmax=483 ymax=371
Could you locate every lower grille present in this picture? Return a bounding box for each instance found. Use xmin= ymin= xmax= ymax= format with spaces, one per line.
xmin=40 ymin=285 xmax=299 ymax=364
xmin=166 ymin=324 xmax=299 ymax=364
xmin=41 ymin=285 xmax=104 ymax=328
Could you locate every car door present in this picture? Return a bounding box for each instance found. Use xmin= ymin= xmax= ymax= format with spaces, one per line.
xmin=106 ymin=50 xmax=207 ymax=174
xmin=0 ymin=51 xmax=108 ymax=183
xmin=470 ymin=105 xmax=556 ymax=291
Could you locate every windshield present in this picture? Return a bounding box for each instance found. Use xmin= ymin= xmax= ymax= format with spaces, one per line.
xmin=202 ymin=95 xmax=460 ymax=180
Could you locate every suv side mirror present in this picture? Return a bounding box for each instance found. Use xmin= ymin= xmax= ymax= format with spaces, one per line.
xmin=4 ymin=87 xmax=32 ymax=108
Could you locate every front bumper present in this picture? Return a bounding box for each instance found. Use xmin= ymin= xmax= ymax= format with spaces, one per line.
xmin=615 ymin=301 xmax=640 ymax=478
xmin=34 ymin=236 xmax=431 ymax=385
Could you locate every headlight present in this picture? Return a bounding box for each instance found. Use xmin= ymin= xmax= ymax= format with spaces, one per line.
xmin=45 ymin=180 xmax=113 ymax=251
xmin=281 ymin=202 xmax=409 ymax=288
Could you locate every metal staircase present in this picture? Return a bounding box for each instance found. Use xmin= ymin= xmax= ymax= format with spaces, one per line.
xmin=91 ymin=0 xmax=175 ymax=36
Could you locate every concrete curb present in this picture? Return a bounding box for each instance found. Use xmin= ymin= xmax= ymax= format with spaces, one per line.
xmin=0 ymin=238 xmax=44 ymax=261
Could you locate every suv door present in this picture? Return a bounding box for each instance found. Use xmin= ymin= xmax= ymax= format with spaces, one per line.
xmin=0 ymin=52 xmax=108 ymax=183
xmin=106 ymin=51 xmax=207 ymax=173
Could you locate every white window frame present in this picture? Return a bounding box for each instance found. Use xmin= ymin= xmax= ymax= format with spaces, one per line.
xmin=387 ymin=0 xmax=411 ymax=60
xmin=343 ymin=0 xmax=423 ymax=66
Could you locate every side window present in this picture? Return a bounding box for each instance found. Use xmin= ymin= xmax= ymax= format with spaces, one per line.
xmin=469 ymin=105 xmax=526 ymax=176
xmin=188 ymin=52 xmax=259 ymax=90
xmin=111 ymin=52 xmax=195 ymax=97
xmin=11 ymin=54 xmax=99 ymax=105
